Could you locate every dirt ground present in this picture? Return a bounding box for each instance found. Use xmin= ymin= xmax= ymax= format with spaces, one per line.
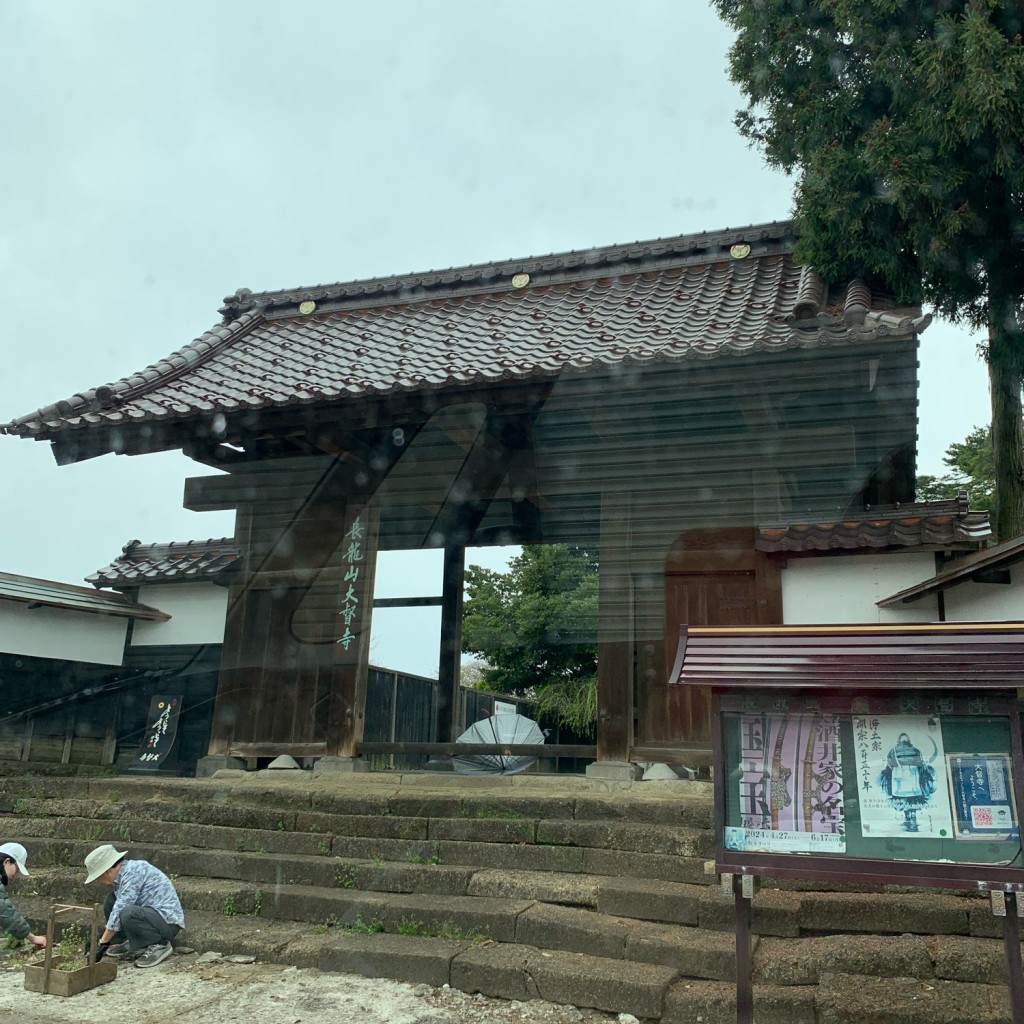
xmin=0 ymin=946 xmax=638 ymax=1024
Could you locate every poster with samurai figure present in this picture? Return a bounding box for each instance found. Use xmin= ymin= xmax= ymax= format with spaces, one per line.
xmin=946 ymin=753 xmax=1019 ymax=841
xmin=725 ymin=712 xmax=845 ymax=854
xmin=853 ymin=715 xmax=955 ymax=838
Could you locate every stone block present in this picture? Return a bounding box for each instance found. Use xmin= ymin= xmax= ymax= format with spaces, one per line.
xmin=317 ymin=931 xmax=465 ymax=987
xmin=196 ymin=755 xmax=247 ymax=777
xmin=450 ymin=942 xmax=537 ymax=1001
xmin=698 ymin=886 xmax=802 ymax=937
xmin=626 ymin=921 xmax=736 ymax=980
xmin=815 ymin=972 xmax=1006 ymax=1024
xmin=598 ymin=877 xmax=704 ymax=925
xmin=514 ymin=903 xmax=633 ymax=959
xmin=467 ymin=868 xmax=600 ymax=906
xmin=755 ymin=934 xmax=934 ymax=985
xmin=583 ymin=848 xmax=711 ymax=885
xmin=662 ymin=979 xmax=817 ymax=1024
xmin=585 ymin=761 xmax=643 ymax=782
xmin=799 ymin=892 xmax=971 ymax=936
xmin=428 ymin=817 xmax=535 ymax=844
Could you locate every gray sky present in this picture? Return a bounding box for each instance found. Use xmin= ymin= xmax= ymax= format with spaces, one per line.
xmin=0 ymin=2 xmax=990 ymax=676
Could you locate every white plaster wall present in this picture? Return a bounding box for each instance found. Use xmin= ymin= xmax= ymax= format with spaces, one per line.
xmin=0 ymin=602 xmax=128 ymax=665
xmin=781 ymin=553 xmax=941 ymax=624
xmin=944 ymin=567 xmax=1024 ymax=622
xmin=130 ymin=583 xmax=228 ymax=646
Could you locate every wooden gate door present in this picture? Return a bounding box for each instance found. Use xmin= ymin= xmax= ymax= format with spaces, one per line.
xmin=649 ymin=528 xmax=782 ymax=747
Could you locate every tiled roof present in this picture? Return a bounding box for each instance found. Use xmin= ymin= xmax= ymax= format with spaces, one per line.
xmin=0 ymin=572 xmax=169 ymax=620
xmin=2 ymin=220 xmax=931 ymax=443
xmin=756 ymin=495 xmax=990 ymax=552
xmin=87 ymin=538 xmax=240 ymax=588
xmin=878 ymin=534 xmax=1024 ymax=607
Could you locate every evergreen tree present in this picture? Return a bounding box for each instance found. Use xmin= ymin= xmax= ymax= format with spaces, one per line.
xmin=713 ymin=0 xmax=1024 ymax=538
xmin=461 ymin=545 xmax=598 ymax=734
xmin=916 ymin=424 xmax=996 ymax=515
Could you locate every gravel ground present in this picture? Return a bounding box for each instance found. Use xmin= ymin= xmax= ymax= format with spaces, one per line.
xmin=1 ymin=946 xmax=641 ymax=1024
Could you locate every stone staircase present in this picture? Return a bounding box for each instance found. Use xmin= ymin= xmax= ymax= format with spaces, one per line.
xmin=0 ymin=766 xmax=1017 ymax=1023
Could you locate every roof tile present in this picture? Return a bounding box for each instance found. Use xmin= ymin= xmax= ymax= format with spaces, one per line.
xmin=2 ymin=221 xmax=931 ymax=443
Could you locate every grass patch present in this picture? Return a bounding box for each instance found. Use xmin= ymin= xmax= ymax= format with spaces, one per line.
xmin=222 ymin=895 xmax=236 ymax=917
xmin=335 ymin=865 xmax=356 ymax=889
xmin=345 ymin=917 xmax=385 ymax=934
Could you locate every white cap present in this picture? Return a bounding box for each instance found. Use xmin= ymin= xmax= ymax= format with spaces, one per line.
xmin=0 ymin=843 xmax=30 ymax=877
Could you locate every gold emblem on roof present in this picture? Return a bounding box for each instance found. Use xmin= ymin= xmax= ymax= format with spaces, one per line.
xmin=730 ymin=243 xmax=751 ymax=260
xmin=511 ymin=273 xmax=530 ymax=288
xmin=298 ymin=300 xmax=317 ymax=315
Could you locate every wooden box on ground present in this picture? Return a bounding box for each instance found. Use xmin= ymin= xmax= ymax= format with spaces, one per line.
xmin=24 ymin=959 xmax=116 ymax=996
xmin=24 ymin=901 xmax=117 ymax=997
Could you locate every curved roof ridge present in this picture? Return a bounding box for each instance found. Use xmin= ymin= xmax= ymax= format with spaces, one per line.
xmin=219 ymin=220 xmax=797 ymax=317
xmin=4 ymin=308 xmax=265 ymax=433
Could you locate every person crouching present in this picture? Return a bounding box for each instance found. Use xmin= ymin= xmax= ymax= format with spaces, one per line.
xmin=0 ymin=842 xmax=47 ymax=950
xmin=84 ymin=844 xmax=184 ymax=968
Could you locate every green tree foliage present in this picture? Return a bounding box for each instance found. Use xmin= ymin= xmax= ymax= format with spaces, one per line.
xmin=916 ymin=425 xmax=996 ymax=513
xmin=713 ymin=0 xmax=1024 ymax=539
xmin=461 ymin=545 xmax=598 ymax=733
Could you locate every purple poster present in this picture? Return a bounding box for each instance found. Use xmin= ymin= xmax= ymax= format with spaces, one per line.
xmin=726 ymin=712 xmax=845 ymax=854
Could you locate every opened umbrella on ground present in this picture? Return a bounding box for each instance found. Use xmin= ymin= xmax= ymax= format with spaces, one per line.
xmin=452 ymin=712 xmax=545 ymax=775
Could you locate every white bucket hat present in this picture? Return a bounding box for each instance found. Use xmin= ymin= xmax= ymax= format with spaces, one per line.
xmin=0 ymin=842 xmax=30 ymax=877
xmin=84 ymin=844 xmax=127 ymax=884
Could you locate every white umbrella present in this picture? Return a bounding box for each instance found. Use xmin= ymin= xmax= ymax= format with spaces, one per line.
xmin=452 ymin=712 xmax=545 ymax=775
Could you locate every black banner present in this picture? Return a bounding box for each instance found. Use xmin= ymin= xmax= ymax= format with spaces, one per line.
xmin=131 ymin=695 xmax=182 ymax=771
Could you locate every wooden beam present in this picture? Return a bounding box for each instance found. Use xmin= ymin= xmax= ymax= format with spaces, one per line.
xmin=435 ymin=543 xmax=465 ymax=744
xmin=228 ymin=742 xmax=328 ymax=757
xmin=357 ymin=742 xmax=596 ymax=757
xmin=596 ymin=492 xmax=633 ymax=762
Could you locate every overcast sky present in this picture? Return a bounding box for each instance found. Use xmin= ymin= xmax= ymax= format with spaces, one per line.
xmin=1 ymin=2 xmax=990 ymax=676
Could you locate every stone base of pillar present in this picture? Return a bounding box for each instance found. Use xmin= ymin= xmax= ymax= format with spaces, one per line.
xmin=196 ymin=755 xmax=247 ymax=778
xmin=313 ymin=756 xmax=370 ymax=775
xmin=585 ymin=760 xmax=643 ymax=782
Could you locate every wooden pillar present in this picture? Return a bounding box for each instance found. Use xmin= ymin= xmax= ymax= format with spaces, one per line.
xmin=435 ymin=542 xmax=466 ymax=743
xmin=596 ymin=493 xmax=633 ymax=762
xmin=204 ymin=458 xmax=380 ymax=760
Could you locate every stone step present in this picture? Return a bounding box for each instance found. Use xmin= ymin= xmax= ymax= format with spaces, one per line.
xmin=0 ymin=773 xmax=715 ymax=825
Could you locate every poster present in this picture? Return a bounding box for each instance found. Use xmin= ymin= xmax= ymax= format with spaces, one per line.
xmin=853 ymin=714 xmax=955 ymax=838
xmin=725 ymin=712 xmax=845 ymax=854
xmin=946 ymin=753 xmax=1019 ymax=841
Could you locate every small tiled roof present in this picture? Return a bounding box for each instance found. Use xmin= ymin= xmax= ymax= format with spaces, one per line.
xmin=0 ymin=572 xmax=169 ymax=620
xmin=87 ymin=538 xmax=240 ymax=588
xmin=2 ymin=220 xmax=931 ymax=447
xmin=669 ymin=623 xmax=1024 ymax=690
xmin=878 ymin=534 xmax=1024 ymax=607
xmin=756 ymin=495 xmax=990 ymax=553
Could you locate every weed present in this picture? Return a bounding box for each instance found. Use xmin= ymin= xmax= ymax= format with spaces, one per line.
xmin=222 ymin=895 xmax=236 ymax=917
xmin=313 ymin=916 xmax=338 ymax=934
xmin=275 ymin=820 xmax=286 ymax=831
xmin=335 ymin=866 xmax=356 ymax=889
xmin=3 ymin=935 xmax=21 ymax=950
xmin=81 ymin=825 xmax=105 ymax=842
xmin=436 ymin=922 xmax=487 ymax=942
xmin=460 ymin=804 xmax=525 ymax=820
xmin=45 ymin=845 xmax=72 ymax=867
xmin=254 ymin=844 xmax=268 ymax=855
xmin=396 ymin=918 xmax=425 ymax=936
xmin=107 ymin=792 xmax=121 ymax=804
xmin=249 ymin=890 xmax=263 ymax=917
xmin=234 ymin=838 xmax=245 ymax=852
xmin=318 ymin=838 xmax=331 ymax=856
xmin=346 ymin=917 xmax=385 ymax=934
xmin=370 ymin=856 xmax=385 ymax=866
xmin=410 ymin=843 xmax=441 ymax=865
xmin=46 ymin=925 xmax=86 ymax=971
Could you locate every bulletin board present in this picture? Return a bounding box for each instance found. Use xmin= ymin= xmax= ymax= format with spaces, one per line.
xmin=717 ymin=690 xmax=1023 ymax=887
